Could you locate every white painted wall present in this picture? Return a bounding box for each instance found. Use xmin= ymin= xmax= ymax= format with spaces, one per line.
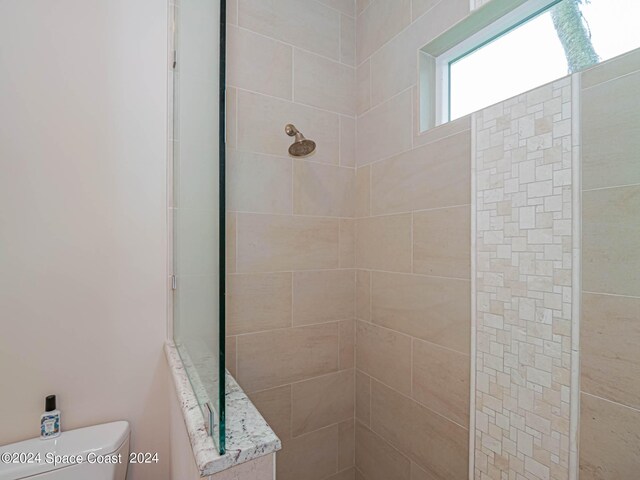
xmin=0 ymin=1 xmax=170 ymax=478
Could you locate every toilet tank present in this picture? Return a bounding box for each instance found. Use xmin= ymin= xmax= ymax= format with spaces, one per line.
xmin=0 ymin=421 xmax=130 ymax=480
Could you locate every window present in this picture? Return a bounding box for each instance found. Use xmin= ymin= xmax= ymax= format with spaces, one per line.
xmin=420 ymin=0 xmax=640 ymax=130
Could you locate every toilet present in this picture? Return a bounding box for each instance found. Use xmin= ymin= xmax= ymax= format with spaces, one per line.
xmin=0 ymin=421 xmax=130 ymax=480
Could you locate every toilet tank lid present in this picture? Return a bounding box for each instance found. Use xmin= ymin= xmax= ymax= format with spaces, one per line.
xmin=0 ymin=421 xmax=130 ymax=480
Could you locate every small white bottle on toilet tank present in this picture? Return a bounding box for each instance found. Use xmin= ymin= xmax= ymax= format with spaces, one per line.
xmin=40 ymin=395 xmax=61 ymax=439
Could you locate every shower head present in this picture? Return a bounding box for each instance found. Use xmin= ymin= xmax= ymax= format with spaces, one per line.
xmin=285 ymin=124 xmax=316 ymax=157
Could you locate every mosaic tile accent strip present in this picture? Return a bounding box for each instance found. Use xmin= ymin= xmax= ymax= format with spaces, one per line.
xmin=473 ymin=77 xmax=574 ymax=480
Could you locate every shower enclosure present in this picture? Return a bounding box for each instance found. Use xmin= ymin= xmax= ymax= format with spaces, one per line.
xmin=170 ymin=0 xmax=226 ymax=453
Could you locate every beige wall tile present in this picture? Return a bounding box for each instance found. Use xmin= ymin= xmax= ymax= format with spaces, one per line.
xmin=581 ymin=48 xmax=640 ymax=89
xmin=239 ymin=0 xmax=340 ymax=60
xmin=370 ymin=29 xmax=417 ymax=107
xmin=356 ymin=60 xmax=371 ymax=115
xmin=226 ymin=336 xmax=237 ymax=377
xmin=371 ymin=131 xmax=471 ymax=215
xmin=340 ymin=219 xmax=356 ymax=268
xmin=413 ymin=115 xmax=471 ymax=148
xmin=580 ymin=393 xmax=640 ymax=480
xmin=412 ymin=338 xmax=470 ymax=427
xmin=413 ymin=205 xmax=471 ymax=279
xmin=227 ymin=0 xmax=238 ymax=25
xmin=371 ymin=272 xmax=470 ymax=353
xmin=237 ymin=323 xmax=339 ymax=392
xmin=356 ymin=0 xmax=411 ymax=63
xmin=227 ymin=273 xmax=292 ymax=335
xmin=356 ymin=89 xmax=413 ymax=166
xmin=227 ymin=213 xmax=237 ymax=273
xmin=292 ymin=370 xmax=355 ymax=437
xmin=226 ymin=87 xmax=238 ymax=149
xmin=583 ymin=186 xmax=640 ymax=297
xmin=370 ymin=380 xmax=468 ymax=480
xmin=237 ymin=90 xmax=339 ymax=165
xmin=237 ymin=213 xmax=339 ymax=273
xmin=582 ymin=70 xmax=640 ymax=190
xmin=409 ymin=0 xmax=468 ymax=40
xmin=340 ymin=116 xmax=356 ymax=167
xmin=356 ymin=214 xmax=412 ymax=272
xmin=228 ymin=149 xmax=292 ymax=214
xmin=410 ymin=0 xmax=440 ymax=20
xmin=293 ymin=161 xmax=355 ymax=217
xmin=356 ymin=320 xmax=412 ymax=395
xmin=327 ymin=468 xmax=357 ymax=480
xmin=355 ymin=166 xmax=371 ymax=218
xmin=581 ymin=293 xmax=640 ymax=410
xmin=318 ymin=0 xmax=355 ymax=17
xmin=410 ymin=461 xmax=440 ymax=480
xmin=356 ymin=0 xmax=370 ymax=15
xmin=356 ymin=370 xmax=371 ymax=426
xmin=293 ymin=270 xmax=356 ymax=325
xmin=227 ymin=25 xmax=292 ymax=100
xmin=356 ymin=270 xmax=371 ymax=321
xmin=338 ymin=420 xmax=356 ymax=470
xmin=340 ymin=14 xmax=356 ymax=66
xmin=278 ymin=425 xmax=339 ymax=480
xmin=248 ymin=385 xmax=292 ymax=441
xmin=294 ymin=49 xmax=356 ymax=116
xmin=355 ymin=421 xmax=411 ymax=480
xmin=339 ymin=319 xmax=356 ymax=369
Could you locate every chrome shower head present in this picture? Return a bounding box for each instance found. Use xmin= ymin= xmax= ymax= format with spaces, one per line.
xmin=285 ymin=124 xmax=316 ymax=157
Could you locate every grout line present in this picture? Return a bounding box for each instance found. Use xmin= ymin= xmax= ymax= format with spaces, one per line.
xmin=234 ymin=25 xmax=354 ymax=69
xmin=338 ymin=115 xmax=342 ymax=166
xmin=233 ymin=317 xmax=354 ymax=339
xmin=569 ymin=73 xmax=582 ymax=480
xmin=358 ymin=317 xmax=471 ymax=357
xmin=410 ymin=338 xmax=414 ymax=398
xmin=582 ymin=182 xmax=640 ymax=193
xmin=367 ymin=374 xmax=470 ymax=431
xmin=289 ymin=381 xmax=294 ymax=440
xmin=357 ymin=0 xmax=373 ymax=19
xmin=357 ymin=0 xmax=453 ymax=66
xmin=232 ymin=85 xmax=356 ymax=118
xmin=410 ymin=211 xmax=414 ymax=272
xmin=311 ymin=0 xmax=355 ymax=20
xmin=367 ymin=372 xmax=372 ymax=426
xmin=291 ymin=47 xmax=295 ymax=102
xmin=468 ymin=112 xmax=478 ymax=480
xmin=580 ymin=391 xmax=640 ymax=414
xmin=230 ymin=211 xmax=348 ymax=220
xmin=581 ymin=67 xmax=640 ymax=91
xmin=234 ymin=211 xmax=238 ymax=273
xmin=290 ymin=270 xmax=294 ymax=328
xmin=229 ymin=145 xmax=356 ymax=170
xmin=249 ymin=367 xmax=357 ymax=398
xmin=367 ymin=270 xmax=372 ymax=322
xmin=368 ymin=162 xmax=372 ymax=216
xmin=368 ymin=57 xmax=372 ymax=110
xmin=582 ymin=290 xmax=640 ymax=300
xmin=338 ymin=13 xmax=342 ymax=63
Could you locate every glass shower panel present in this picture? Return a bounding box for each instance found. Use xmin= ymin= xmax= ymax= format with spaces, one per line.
xmin=172 ymin=0 xmax=225 ymax=453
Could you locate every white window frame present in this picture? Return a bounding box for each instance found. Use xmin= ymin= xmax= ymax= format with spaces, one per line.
xmin=423 ymin=0 xmax=562 ymax=131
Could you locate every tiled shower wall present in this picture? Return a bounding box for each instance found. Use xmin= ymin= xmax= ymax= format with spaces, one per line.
xmin=578 ymin=50 xmax=640 ymax=480
xmin=224 ymin=1 xmax=358 ymax=479
xmin=354 ymin=1 xmax=477 ymax=479
xmin=219 ymin=1 xmax=640 ymax=480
